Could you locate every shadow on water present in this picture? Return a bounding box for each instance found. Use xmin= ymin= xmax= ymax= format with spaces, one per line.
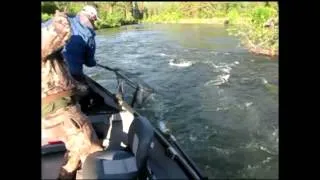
xmin=86 ymin=24 xmax=278 ymax=179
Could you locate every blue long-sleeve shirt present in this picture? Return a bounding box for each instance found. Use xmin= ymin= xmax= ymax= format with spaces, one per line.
xmin=42 ymin=15 xmax=96 ymax=76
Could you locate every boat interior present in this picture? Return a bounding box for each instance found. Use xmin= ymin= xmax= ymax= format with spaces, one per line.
xmin=42 ymin=76 xmax=205 ymax=180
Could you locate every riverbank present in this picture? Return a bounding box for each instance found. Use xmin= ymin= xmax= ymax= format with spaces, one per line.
xmin=143 ymin=18 xmax=226 ymax=24
xmin=143 ymin=17 xmax=250 ymax=25
xmin=142 ymin=18 xmax=278 ymax=58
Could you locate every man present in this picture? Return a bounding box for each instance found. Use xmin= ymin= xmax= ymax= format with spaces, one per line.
xmin=41 ymin=10 xmax=103 ymax=179
xmin=63 ymin=5 xmax=104 ymax=111
xmin=62 ymin=5 xmax=99 ymax=83
xmin=43 ymin=5 xmax=102 ymax=111
xmin=42 ymin=5 xmax=99 ymax=82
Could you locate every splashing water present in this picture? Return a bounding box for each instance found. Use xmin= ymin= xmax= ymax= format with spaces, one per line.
xmin=169 ymin=59 xmax=193 ymax=67
xmin=245 ymin=102 xmax=253 ymax=107
xmin=261 ymin=78 xmax=268 ymax=84
xmin=158 ymin=53 xmax=167 ymax=57
xmin=205 ymin=74 xmax=230 ymax=86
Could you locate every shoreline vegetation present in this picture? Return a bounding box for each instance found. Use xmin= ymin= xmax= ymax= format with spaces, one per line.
xmin=42 ymin=2 xmax=278 ymax=58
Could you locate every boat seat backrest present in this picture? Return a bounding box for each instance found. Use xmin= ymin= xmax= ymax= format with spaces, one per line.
xmin=128 ymin=116 xmax=154 ymax=170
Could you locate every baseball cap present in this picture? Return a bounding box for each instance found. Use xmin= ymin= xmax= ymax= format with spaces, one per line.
xmin=81 ymin=5 xmax=100 ymax=21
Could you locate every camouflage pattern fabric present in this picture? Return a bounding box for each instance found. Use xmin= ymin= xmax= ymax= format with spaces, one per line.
xmin=43 ymin=105 xmax=102 ymax=172
xmin=41 ymin=10 xmax=102 ymax=173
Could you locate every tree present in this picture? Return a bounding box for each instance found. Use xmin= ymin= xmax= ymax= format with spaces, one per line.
xmin=110 ymin=1 xmax=117 ymax=14
xmin=265 ymin=2 xmax=270 ymax=7
xmin=41 ymin=2 xmax=58 ymax=14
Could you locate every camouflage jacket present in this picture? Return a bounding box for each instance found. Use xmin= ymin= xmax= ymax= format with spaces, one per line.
xmin=41 ymin=56 xmax=76 ymax=99
xmin=41 ymin=11 xmax=76 ymax=100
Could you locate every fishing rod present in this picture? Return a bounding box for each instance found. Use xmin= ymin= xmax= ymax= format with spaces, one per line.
xmin=97 ymin=63 xmax=155 ymax=92
xmin=96 ymin=63 xmax=137 ymax=89
xmin=96 ymin=63 xmax=118 ymax=72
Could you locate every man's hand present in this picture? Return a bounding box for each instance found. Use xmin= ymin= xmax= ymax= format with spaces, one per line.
xmin=42 ymin=10 xmax=71 ymax=60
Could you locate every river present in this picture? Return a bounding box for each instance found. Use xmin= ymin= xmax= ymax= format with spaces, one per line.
xmin=84 ymin=24 xmax=279 ymax=179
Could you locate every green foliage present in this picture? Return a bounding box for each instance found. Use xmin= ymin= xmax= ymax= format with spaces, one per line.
xmin=96 ymin=11 xmax=123 ymax=28
xmin=42 ymin=13 xmax=53 ymax=22
xmin=67 ymin=2 xmax=83 ymax=15
xmin=250 ymin=6 xmax=276 ymax=26
xmin=226 ymin=3 xmax=278 ymax=56
xmin=144 ymin=2 xmax=183 ymax=23
xmin=41 ymin=2 xmax=139 ymax=29
xmin=227 ymin=8 xmax=240 ymax=24
xmin=41 ymin=2 xmax=58 ymax=14
xmin=143 ymin=2 xmax=261 ymax=23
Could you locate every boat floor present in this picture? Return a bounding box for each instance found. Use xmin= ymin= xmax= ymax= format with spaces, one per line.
xmin=42 ymin=111 xmax=190 ymax=180
xmin=42 ymin=153 xmax=64 ymax=179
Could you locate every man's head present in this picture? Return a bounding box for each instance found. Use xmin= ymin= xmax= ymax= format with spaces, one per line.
xmin=80 ymin=5 xmax=99 ymax=23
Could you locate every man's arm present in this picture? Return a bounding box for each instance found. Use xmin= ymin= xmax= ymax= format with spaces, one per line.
xmin=41 ymin=11 xmax=71 ymax=60
xmin=84 ymin=36 xmax=97 ymax=67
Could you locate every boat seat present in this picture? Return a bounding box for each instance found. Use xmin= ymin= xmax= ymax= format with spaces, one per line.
xmin=82 ymin=116 xmax=154 ymax=179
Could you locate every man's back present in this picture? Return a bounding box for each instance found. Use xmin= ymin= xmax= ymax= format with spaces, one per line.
xmin=62 ymin=15 xmax=97 ymax=76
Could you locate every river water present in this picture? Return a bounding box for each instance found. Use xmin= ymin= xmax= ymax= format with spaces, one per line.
xmin=84 ymin=24 xmax=279 ymax=179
